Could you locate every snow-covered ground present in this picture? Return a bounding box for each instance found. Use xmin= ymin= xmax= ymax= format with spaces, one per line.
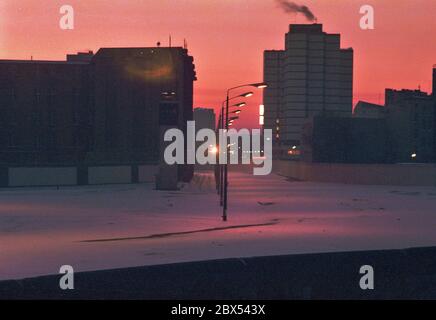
xmin=1 ymin=170 xmax=436 ymax=280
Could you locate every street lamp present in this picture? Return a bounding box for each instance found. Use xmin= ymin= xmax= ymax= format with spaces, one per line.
xmin=218 ymin=97 xmax=249 ymax=207
xmin=222 ymin=82 xmax=267 ymax=221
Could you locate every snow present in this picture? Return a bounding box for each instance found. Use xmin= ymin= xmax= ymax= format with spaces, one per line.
xmin=1 ymin=170 xmax=436 ymax=280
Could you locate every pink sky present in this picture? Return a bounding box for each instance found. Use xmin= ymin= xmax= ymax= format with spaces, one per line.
xmin=1 ymin=0 xmax=435 ymax=128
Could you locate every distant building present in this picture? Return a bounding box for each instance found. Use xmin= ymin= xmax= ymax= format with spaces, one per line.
xmin=193 ymin=108 xmax=216 ymax=170
xmin=193 ymin=107 xmax=216 ymax=132
xmin=353 ymin=101 xmax=387 ymax=119
xmin=302 ymin=116 xmax=392 ymax=164
xmin=263 ymin=24 xmax=353 ymax=157
xmin=385 ymin=88 xmax=435 ymax=163
xmin=433 ymin=66 xmax=436 ymax=97
xmin=0 ymin=47 xmax=196 ymax=180
xmin=304 ymin=68 xmax=436 ymax=164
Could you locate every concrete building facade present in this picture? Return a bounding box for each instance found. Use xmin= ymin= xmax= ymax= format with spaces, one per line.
xmin=263 ymin=24 xmax=353 ymax=157
xmin=0 ymin=47 xmax=197 ymax=186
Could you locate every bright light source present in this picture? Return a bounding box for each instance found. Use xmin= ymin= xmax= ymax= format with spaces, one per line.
xmin=259 ymin=104 xmax=264 ymax=116
xmin=252 ymin=82 xmax=268 ymax=89
xmin=411 ymin=153 xmax=417 ymax=158
xmin=210 ymin=146 xmax=218 ymax=154
xmin=292 ymin=145 xmax=297 ymax=150
xmin=242 ymin=92 xmax=254 ymax=98
xmin=259 ymin=115 xmax=264 ymax=126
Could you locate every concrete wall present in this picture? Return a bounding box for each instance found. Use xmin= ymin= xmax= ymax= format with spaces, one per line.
xmin=88 ymin=166 xmax=132 ymax=185
xmin=274 ymin=160 xmax=436 ymax=186
xmin=8 ymin=167 xmax=77 ymax=187
xmin=1 ymin=164 xmax=159 ymax=188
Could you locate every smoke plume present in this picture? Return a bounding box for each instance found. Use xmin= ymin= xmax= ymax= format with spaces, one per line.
xmin=275 ymin=0 xmax=317 ymax=22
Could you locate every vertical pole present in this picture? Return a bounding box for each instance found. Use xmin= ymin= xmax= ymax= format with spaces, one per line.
xmin=216 ymin=112 xmax=221 ymax=195
xmin=223 ymin=94 xmax=229 ymax=221
xmin=220 ymin=105 xmax=224 ymax=206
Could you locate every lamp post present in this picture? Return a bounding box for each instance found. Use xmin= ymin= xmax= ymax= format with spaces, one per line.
xmin=218 ymin=98 xmax=247 ymax=207
xmin=222 ymin=83 xmax=267 ymax=222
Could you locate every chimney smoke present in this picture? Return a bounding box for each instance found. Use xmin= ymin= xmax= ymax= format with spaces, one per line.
xmin=275 ymin=0 xmax=317 ymax=22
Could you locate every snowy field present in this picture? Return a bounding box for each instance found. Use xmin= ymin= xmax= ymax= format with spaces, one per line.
xmin=1 ymin=170 xmax=436 ymax=280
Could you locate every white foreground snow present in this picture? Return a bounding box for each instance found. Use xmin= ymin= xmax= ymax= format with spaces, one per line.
xmin=1 ymin=170 xmax=436 ymax=280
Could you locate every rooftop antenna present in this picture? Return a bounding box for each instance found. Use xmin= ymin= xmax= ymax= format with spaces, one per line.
xmin=169 ymin=35 xmax=172 ymax=48
xmin=183 ymin=38 xmax=187 ymax=50
xmin=157 ymin=41 xmax=161 ymax=47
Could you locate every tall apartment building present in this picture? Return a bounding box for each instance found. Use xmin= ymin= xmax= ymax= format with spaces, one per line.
xmin=263 ymin=24 xmax=353 ymax=156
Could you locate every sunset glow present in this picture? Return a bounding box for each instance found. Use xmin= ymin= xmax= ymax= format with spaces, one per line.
xmin=1 ymin=0 xmax=435 ymax=127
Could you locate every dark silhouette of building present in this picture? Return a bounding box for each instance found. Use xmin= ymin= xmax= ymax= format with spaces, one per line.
xmin=0 ymin=48 xmax=196 ymax=176
xmin=263 ymin=24 xmax=353 ymax=157
xmin=308 ymin=67 xmax=436 ymax=164
xmin=433 ymin=66 xmax=436 ymax=97
xmin=193 ymin=107 xmax=216 ymax=170
xmin=302 ymin=116 xmax=392 ymax=164
xmin=353 ymin=101 xmax=386 ymax=119
xmin=193 ymin=107 xmax=216 ymax=132
xmin=385 ymin=88 xmax=435 ymax=163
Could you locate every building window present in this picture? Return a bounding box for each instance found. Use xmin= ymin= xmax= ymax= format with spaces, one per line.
xmin=73 ymin=132 xmax=80 ymax=147
xmin=34 ymin=90 xmax=41 ymax=105
xmin=48 ymin=133 xmax=56 ymax=150
xmin=10 ymin=88 xmax=16 ymax=105
xmin=49 ymin=109 xmax=56 ymax=127
xmin=31 ymin=109 xmax=42 ymax=126
xmin=34 ymin=135 xmax=41 ymax=150
xmin=73 ymin=108 xmax=80 ymax=125
xmin=8 ymin=133 xmax=14 ymax=147
xmin=10 ymin=112 xmax=17 ymax=126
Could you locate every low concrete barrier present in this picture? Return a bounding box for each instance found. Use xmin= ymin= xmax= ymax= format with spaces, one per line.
xmin=1 ymin=164 xmax=159 ymax=188
xmin=8 ymin=167 xmax=77 ymax=187
xmin=88 ymin=166 xmax=132 ymax=185
xmin=274 ymin=160 xmax=436 ymax=186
